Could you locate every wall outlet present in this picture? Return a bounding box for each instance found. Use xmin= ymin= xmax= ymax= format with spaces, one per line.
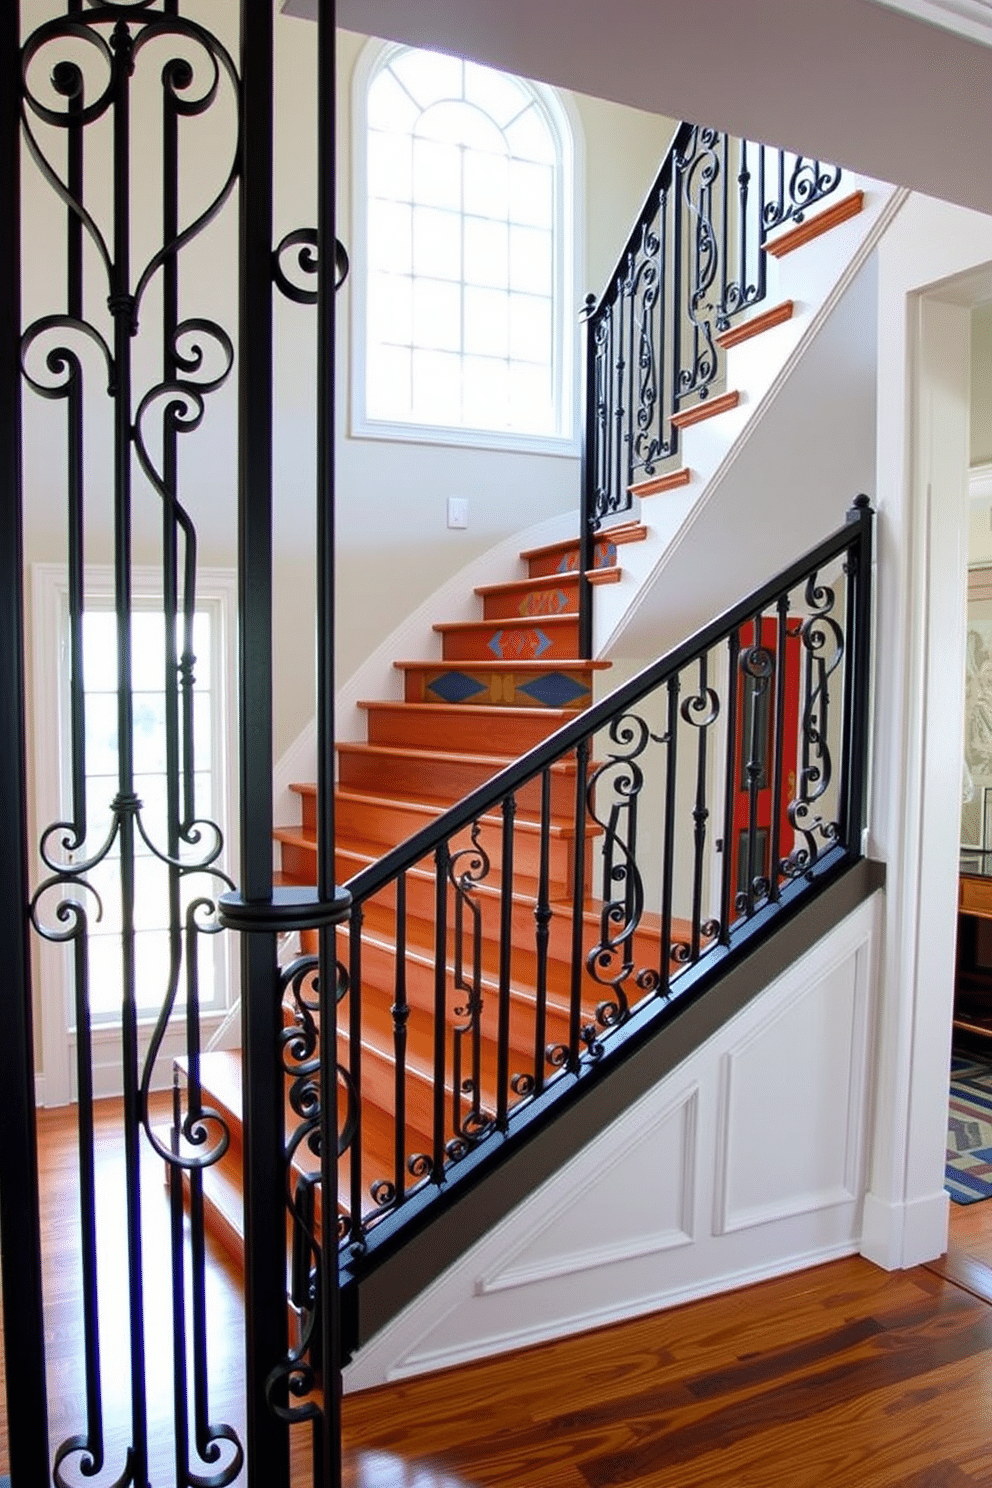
xmin=447 ymin=497 xmax=469 ymax=529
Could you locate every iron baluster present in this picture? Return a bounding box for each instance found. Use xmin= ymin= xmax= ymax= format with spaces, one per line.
xmin=769 ymin=594 xmax=790 ymax=903
xmin=432 ymin=842 xmax=450 ymax=1180
xmin=392 ymin=874 xmax=409 ymax=1206
xmin=496 ymin=796 xmax=516 ymax=1131
xmin=532 ymin=769 xmax=553 ymax=1095
xmin=348 ymin=904 xmax=364 ymax=1246
xmin=720 ymin=627 xmax=741 ymax=941
xmin=658 ymin=676 xmax=680 ymax=993
xmin=681 ymin=651 xmax=719 ymax=964
xmin=568 ymin=738 xmax=591 ymax=1070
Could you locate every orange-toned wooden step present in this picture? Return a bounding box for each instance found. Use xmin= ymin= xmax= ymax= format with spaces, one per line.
xmin=334 ymin=746 xmax=580 ymax=817
xmin=395 ymin=658 xmax=610 ymax=710
xmin=358 ymin=701 xmax=573 ymax=755
xmin=763 ymin=189 xmax=864 ymax=259
xmin=434 ymin=614 xmax=580 ymax=664
xmin=521 ymin=522 xmax=647 ymax=579
xmin=276 ymin=802 xmax=591 ymax=901
xmin=475 ymin=567 xmax=621 ymax=621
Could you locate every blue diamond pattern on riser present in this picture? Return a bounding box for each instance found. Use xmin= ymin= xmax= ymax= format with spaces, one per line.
xmin=427 ymin=671 xmax=489 ymax=704
xmin=519 ymin=672 xmax=590 ymax=708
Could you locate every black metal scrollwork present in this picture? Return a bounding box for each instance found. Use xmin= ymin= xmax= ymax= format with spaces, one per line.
xmin=782 ymin=573 xmax=846 ymax=879
xmin=22 ymin=5 xmax=243 ymax=1484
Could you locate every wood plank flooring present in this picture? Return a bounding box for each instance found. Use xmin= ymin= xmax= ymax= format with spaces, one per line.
xmin=3 ymin=1098 xmax=992 ymax=1486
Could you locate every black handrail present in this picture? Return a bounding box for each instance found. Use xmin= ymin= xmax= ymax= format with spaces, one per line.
xmin=327 ymin=498 xmax=873 ymax=1259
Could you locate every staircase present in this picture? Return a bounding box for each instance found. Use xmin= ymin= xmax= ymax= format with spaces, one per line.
xmin=176 ymin=128 xmax=882 ymax=1370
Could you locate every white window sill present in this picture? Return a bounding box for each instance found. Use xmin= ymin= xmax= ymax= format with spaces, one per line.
xmin=350 ymin=413 xmax=581 ymax=460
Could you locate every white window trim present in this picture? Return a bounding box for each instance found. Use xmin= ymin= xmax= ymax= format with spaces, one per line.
xmin=349 ymin=37 xmax=585 ymax=459
xmin=31 ymin=562 xmax=240 ymax=1106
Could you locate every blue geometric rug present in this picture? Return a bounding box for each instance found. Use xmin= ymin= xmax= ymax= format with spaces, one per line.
xmin=947 ymin=1051 xmax=992 ymax=1203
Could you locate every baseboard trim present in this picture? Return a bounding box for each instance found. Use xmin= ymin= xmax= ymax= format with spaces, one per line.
xmin=860 ymin=1187 xmax=950 ymax=1270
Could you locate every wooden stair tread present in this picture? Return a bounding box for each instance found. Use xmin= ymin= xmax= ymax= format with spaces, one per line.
xmin=393 ymin=658 xmax=612 ymax=672
xmin=334 ymin=786 xmax=579 ymax=836
xmin=357 ymin=701 xmax=574 ymax=722
xmin=432 ymin=614 xmax=579 ymax=636
xmin=475 ymin=572 xmax=585 ymax=599
xmin=330 ymin=746 xmax=576 ymax=774
xmin=671 ymin=389 xmax=741 ymax=429
xmin=716 ymin=299 xmax=794 ymax=349
xmin=763 ymin=190 xmax=864 ymax=259
xmin=519 ymin=523 xmax=646 ymax=563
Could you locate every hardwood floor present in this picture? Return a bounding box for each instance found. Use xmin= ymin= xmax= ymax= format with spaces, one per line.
xmin=4 ymin=1098 xmax=992 ymax=1486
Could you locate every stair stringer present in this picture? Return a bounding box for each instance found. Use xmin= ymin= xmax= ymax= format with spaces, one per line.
xmin=343 ymin=862 xmax=883 ymax=1390
xmin=592 ymin=180 xmax=909 ymax=663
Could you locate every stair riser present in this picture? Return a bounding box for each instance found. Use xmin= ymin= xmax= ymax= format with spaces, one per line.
xmin=439 ymin=620 xmax=580 ymax=664
xmin=526 ymin=536 xmax=620 ymax=580
xmin=480 ymin=579 xmax=580 ymax=622
xmin=335 ymin=798 xmax=586 ymax=896
xmin=317 ymin=762 xmax=578 ymax=819
xmin=401 ymin=664 xmax=595 ymax=711
xmin=362 ymin=704 xmax=569 ymax=755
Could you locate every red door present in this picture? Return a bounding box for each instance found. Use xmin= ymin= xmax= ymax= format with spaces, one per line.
xmin=728 ymin=616 xmax=801 ymax=918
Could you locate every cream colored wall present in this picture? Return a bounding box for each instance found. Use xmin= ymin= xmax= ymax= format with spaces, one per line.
xmin=970 ymin=301 xmax=992 ymax=471
xmin=968 ymin=303 xmax=992 ymax=561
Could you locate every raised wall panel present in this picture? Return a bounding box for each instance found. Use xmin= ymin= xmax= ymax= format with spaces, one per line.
xmin=713 ymin=943 xmax=870 ymax=1234
xmin=479 ymin=1084 xmax=698 ymax=1294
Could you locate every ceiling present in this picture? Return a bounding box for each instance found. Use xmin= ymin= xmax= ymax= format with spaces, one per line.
xmin=283 ymin=0 xmax=992 ymax=215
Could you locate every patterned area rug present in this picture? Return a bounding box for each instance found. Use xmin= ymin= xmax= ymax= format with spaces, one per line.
xmin=947 ymin=1052 xmax=992 ymax=1203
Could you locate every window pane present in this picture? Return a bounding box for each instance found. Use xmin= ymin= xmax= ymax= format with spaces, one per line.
xmin=463 ymin=356 xmax=510 ymax=430
xmin=368 ymin=130 xmax=413 ymax=203
xmin=412 ymin=348 xmax=462 ymax=424
xmin=413 ymin=137 xmax=462 ymax=211
xmin=132 ymin=692 xmax=167 ymax=773
xmin=509 ymin=159 xmax=552 ymax=229
xmin=509 ymin=361 xmax=555 ymax=432
xmin=465 ymin=286 xmax=509 ymax=358
xmin=413 ymin=206 xmax=461 ymax=280
xmin=368 ymin=68 xmax=419 ymax=133
xmin=82 ymin=611 xmax=117 ymax=691
xmin=464 ymin=217 xmax=508 ymax=288
xmin=505 ymin=104 xmax=555 ymax=165
xmin=368 ymin=199 xmax=413 ymax=275
xmin=367 ymin=343 xmax=413 ymax=420
xmin=463 ymin=60 xmax=529 ymax=128
xmin=418 ymin=100 xmax=503 ymax=152
xmin=510 ymin=293 xmax=551 ymax=363
xmin=85 ymin=693 xmax=118 ymax=777
xmin=464 ymin=150 xmax=509 ymax=220
xmin=390 ymin=49 xmax=463 ymax=110
xmin=510 ymin=224 xmax=552 ymax=295
xmin=368 ymin=271 xmax=413 ymax=347
xmin=413 ymin=277 xmax=461 ymax=353
xmin=131 ymin=612 xmax=165 ymax=690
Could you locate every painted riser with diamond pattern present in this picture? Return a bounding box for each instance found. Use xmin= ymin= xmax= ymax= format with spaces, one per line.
xmin=398 ymin=660 xmax=610 ymax=710
xmin=434 ymin=615 xmax=581 ymax=663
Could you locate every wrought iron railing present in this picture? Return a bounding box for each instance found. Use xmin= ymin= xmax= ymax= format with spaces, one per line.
xmin=287 ymin=499 xmax=872 ymax=1286
xmin=578 ymin=127 xmax=846 ymax=652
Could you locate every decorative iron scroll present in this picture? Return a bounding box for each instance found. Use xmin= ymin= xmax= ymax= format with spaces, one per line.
xmin=22 ymin=4 xmax=242 ymax=1484
xmin=584 ymin=126 xmax=848 ymax=539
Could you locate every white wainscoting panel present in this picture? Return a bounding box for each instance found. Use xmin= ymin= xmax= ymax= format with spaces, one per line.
xmin=343 ymin=891 xmax=881 ymax=1392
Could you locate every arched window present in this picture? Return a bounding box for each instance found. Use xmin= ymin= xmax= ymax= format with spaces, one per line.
xmin=352 ymin=42 xmax=579 ymax=452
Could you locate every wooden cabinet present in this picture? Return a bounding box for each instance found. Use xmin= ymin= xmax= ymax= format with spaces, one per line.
xmin=956 ymin=865 xmax=992 ymax=1037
